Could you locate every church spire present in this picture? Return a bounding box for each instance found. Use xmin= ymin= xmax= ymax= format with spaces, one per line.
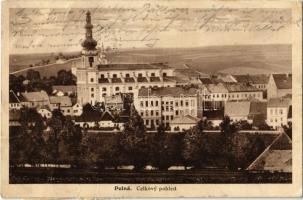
xmin=81 ymin=11 xmax=97 ymax=51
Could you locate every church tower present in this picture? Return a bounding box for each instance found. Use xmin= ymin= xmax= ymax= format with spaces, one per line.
xmin=81 ymin=11 xmax=98 ymax=68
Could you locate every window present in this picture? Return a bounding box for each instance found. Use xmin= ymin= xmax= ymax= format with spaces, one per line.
xmin=151 ymin=111 xmax=154 ymax=116
xmin=217 ymin=94 xmax=219 ymax=98
xmin=145 ymin=110 xmax=149 ymax=116
xmin=275 ymin=118 xmax=277 ymax=122
xmin=128 ymin=86 xmax=132 ymax=91
xmin=280 ymin=109 xmax=283 ymax=114
xmin=74 ymin=110 xmax=77 ymax=113
xmin=140 ymin=101 xmax=144 ymax=107
xmin=170 ymin=101 xmax=173 ymax=105
xmin=175 ymin=101 xmax=179 ymax=107
xmin=171 ymin=116 xmax=173 ymax=120
xmin=151 ymin=73 xmax=155 ymax=77
xmin=181 ymin=100 xmax=183 ymax=106
xmin=91 ymin=88 xmax=94 ymax=92
xmin=115 ymin=87 xmax=120 ymax=91
xmin=166 ymin=116 xmax=169 ymax=120
xmin=166 ymin=106 xmax=169 ymax=111
xmin=213 ymin=94 xmax=215 ymax=98
xmin=156 ymin=111 xmax=159 ymax=116
xmin=185 ymin=101 xmax=189 ymax=107
xmin=67 ymin=109 xmax=70 ymax=113
xmin=113 ymin=74 xmax=117 ymax=78
xmin=151 ymin=101 xmax=154 ymax=106
xmin=146 ymin=120 xmax=149 ymax=125
xmin=100 ymin=74 xmax=105 ymax=79
xmin=175 ymin=110 xmax=179 ymax=115
xmin=91 ymin=94 xmax=94 ymax=98
xmin=88 ymin=56 xmax=94 ymax=67
xmin=102 ymin=87 xmax=106 ymax=91
xmin=138 ymin=73 xmax=143 ymax=77
xmin=163 ymin=73 xmax=167 ymax=77
xmin=156 ymin=120 xmax=159 ymax=125
xmin=125 ymin=73 xmax=130 ymax=78
xmin=155 ymin=101 xmax=158 ymax=106
xmin=90 ymin=78 xmax=94 ymax=82
xmin=145 ymin=101 xmax=148 ymax=107
xmin=140 ymin=112 xmax=144 ymax=116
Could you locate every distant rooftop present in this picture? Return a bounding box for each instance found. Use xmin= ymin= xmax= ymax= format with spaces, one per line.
xmin=97 ymin=63 xmax=171 ymax=71
xmin=233 ymin=74 xmax=269 ymax=84
xmin=267 ymin=97 xmax=291 ymax=108
xmin=138 ymin=87 xmax=197 ymax=97
xmin=170 ymin=115 xmax=199 ymax=125
xmin=225 ymin=83 xmax=261 ymax=92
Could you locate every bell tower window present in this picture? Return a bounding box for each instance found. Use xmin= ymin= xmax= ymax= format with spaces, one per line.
xmin=88 ymin=56 xmax=94 ymax=67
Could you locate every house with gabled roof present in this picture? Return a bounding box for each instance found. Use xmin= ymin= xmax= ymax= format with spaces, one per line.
xmin=21 ymin=91 xmax=50 ymax=108
xmin=225 ymin=101 xmax=252 ymax=123
xmin=247 ymin=132 xmax=292 ymax=173
xmin=267 ymin=97 xmax=291 ymax=129
xmin=9 ymin=90 xmax=22 ymax=110
xmin=233 ymin=74 xmax=269 ymax=90
xmin=37 ymin=105 xmax=52 ymax=119
xmin=170 ymin=115 xmax=200 ymax=131
xmin=267 ymin=73 xmax=292 ymax=99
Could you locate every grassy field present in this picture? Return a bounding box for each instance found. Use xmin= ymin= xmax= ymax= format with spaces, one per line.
xmin=10 ymin=44 xmax=291 ymax=77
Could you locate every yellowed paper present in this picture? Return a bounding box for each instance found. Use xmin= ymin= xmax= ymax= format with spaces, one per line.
xmin=1 ymin=0 xmax=302 ymax=197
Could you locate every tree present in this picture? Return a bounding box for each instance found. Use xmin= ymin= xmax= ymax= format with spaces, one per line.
xmin=220 ymin=116 xmax=238 ymax=170
xmin=119 ymin=105 xmax=148 ymax=170
xmin=182 ymin=120 xmax=209 ymax=168
xmin=48 ymin=110 xmax=65 ymax=164
xmin=148 ymin=123 xmax=172 ymax=170
xmin=26 ymin=69 xmax=41 ymax=81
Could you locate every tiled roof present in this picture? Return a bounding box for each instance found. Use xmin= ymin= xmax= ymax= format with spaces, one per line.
xmin=138 ymin=87 xmax=197 ymax=97
xmin=21 ymin=91 xmax=49 ymax=103
xmin=206 ymin=83 xmax=228 ymax=93
xmin=52 ymin=85 xmax=77 ymax=93
xmin=199 ymin=78 xmax=213 ymax=84
xmin=49 ymin=96 xmax=72 ymax=107
xmin=74 ymin=111 xmax=102 ymax=122
xmin=224 ymin=83 xmax=261 ymax=92
xmin=170 ymin=115 xmax=199 ymax=125
xmin=267 ymin=97 xmax=291 ymax=108
xmin=97 ymin=63 xmax=171 ymax=71
xmin=247 ymin=133 xmax=292 ymax=172
xmin=233 ymin=74 xmax=269 ymax=84
xmin=105 ymin=94 xmax=123 ymax=104
xmin=9 ymin=90 xmax=20 ymax=103
xmin=100 ymin=111 xmax=115 ymax=121
xmin=272 ymin=74 xmax=292 ymax=89
xmin=225 ymin=101 xmax=251 ymax=117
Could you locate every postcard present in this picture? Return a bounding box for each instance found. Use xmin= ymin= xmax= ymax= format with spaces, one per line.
xmin=1 ymin=0 xmax=302 ymax=197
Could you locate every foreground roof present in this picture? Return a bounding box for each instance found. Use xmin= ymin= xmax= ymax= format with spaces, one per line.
xmin=225 ymin=83 xmax=261 ymax=92
xmin=267 ymin=97 xmax=291 ymax=108
xmin=49 ymin=96 xmax=72 ymax=107
xmin=52 ymin=85 xmax=77 ymax=93
xmin=247 ymin=132 xmax=292 ymax=172
xmin=21 ymin=91 xmax=49 ymax=102
xmin=170 ymin=115 xmax=199 ymax=124
xmin=225 ymin=101 xmax=251 ymax=117
xmin=9 ymin=90 xmax=20 ymax=103
xmin=138 ymin=87 xmax=197 ymax=97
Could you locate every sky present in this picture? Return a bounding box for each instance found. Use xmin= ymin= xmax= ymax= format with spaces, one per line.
xmin=9 ymin=2 xmax=292 ymax=54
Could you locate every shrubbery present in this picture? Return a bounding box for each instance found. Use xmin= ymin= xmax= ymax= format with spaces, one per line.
xmin=10 ymin=108 xmax=268 ymax=171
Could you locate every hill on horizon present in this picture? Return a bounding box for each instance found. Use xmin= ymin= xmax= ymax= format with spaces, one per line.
xmin=10 ymin=44 xmax=291 ymax=77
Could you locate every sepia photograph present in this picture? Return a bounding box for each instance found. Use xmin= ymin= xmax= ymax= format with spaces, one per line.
xmin=1 ymin=0 xmax=302 ymax=198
